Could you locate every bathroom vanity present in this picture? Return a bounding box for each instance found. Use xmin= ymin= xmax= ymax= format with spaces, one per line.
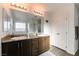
xmin=1 ymin=6 xmax=49 ymax=56
xmin=1 ymin=35 xmax=50 ymax=56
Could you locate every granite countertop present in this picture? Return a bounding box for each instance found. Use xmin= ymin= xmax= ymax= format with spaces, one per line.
xmin=1 ymin=34 xmax=49 ymax=43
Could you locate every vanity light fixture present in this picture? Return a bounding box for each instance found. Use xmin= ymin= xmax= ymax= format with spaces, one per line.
xmin=33 ymin=10 xmax=43 ymax=15
xmin=10 ymin=3 xmax=44 ymax=16
xmin=10 ymin=3 xmax=28 ymax=10
xmin=20 ymin=5 xmax=24 ymax=9
xmin=11 ymin=3 xmax=15 ymax=6
xmin=23 ymin=7 xmax=27 ymax=10
xmin=15 ymin=4 xmax=20 ymax=7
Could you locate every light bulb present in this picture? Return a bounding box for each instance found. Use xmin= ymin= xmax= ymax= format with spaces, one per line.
xmin=15 ymin=4 xmax=20 ymax=7
xmin=20 ymin=5 xmax=24 ymax=9
xmin=11 ymin=3 xmax=15 ymax=6
xmin=23 ymin=7 xmax=26 ymax=9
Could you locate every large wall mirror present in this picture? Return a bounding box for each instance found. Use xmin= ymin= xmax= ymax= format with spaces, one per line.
xmin=3 ymin=8 xmax=44 ymax=35
xmin=2 ymin=8 xmax=11 ymax=33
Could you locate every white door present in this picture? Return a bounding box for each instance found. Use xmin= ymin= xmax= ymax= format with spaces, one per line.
xmin=52 ymin=15 xmax=67 ymax=50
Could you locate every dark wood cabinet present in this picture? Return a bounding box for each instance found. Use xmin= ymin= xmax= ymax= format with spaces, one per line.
xmin=21 ymin=40 xmax=31 ymax=56
xmin=2 ymin=43 xmax=8 ymax=56
xmin=2 ymin=40 xmax=32 ymax=56
xmin=2 ymin=41 xmax=20 ymax=56
xmin=2 ymin=36 xmax=50 ymax=56
xmin=38 ymin=37 xmax=50 ymax=54
xmin=45 ymin=37 xmax=50 ymax=50
xmin=7 ymin=41 xmax=20 ymax=56
xmin=38 ymin=38 xmax=45 ymax=54
xmin=31 ymin=39 xmax=39 ymax=56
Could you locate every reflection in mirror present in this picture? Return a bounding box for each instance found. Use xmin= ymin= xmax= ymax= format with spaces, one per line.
xmin=3 ymin=9 xmax=44 ymax=36
xmin=3 ymin=8 xmax=11 ymax=32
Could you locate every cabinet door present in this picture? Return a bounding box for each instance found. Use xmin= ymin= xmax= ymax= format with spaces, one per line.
xmin=2 ymin=43 xmax=8 ymax=56
xmin=38 ymin=37 xmax=45 ymax=54
xmin=38 ymin=37 xmax=50 ymax=54
xmin=45 ymin=37 xmax=50 ymax=50
xmin=21 ymin=40 xmax=32 ymax=56
xmin=31 ymin=39 xmax=38 ymax=56
xmin=7 ymin=41 xmax=20 ymax=56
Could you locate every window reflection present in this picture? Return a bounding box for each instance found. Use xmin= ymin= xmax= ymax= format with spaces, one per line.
xmin=4 ymin=21 xmax=10 ymax=32
xmin=15 ymin=22 xmax=26 ymax=32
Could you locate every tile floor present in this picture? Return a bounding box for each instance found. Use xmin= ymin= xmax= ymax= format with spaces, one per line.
xmin=39 ymin=45 xmax=72 ymax=56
